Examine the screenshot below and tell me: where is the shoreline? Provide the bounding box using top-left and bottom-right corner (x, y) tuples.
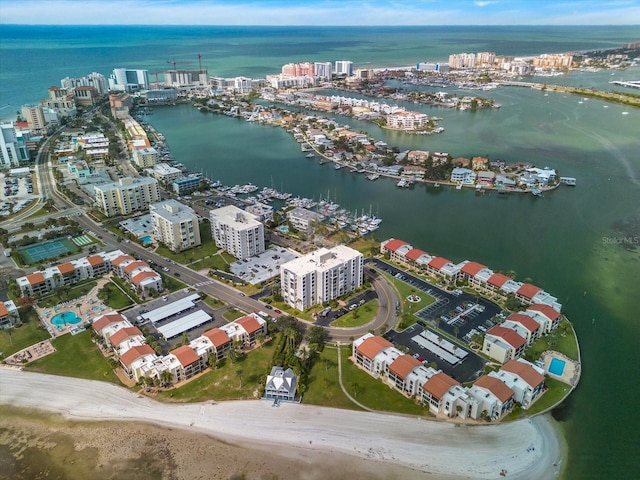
(0, 369), (566, 479)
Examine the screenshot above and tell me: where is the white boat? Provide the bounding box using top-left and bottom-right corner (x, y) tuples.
(366, 174), (380, 181)
(456, 184), (463, 190)
(305, 153), (315, 158)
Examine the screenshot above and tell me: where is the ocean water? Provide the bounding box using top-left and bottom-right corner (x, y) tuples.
(2, 25), (640, 479)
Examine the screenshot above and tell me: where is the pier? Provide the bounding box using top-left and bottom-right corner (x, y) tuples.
(560, 177), (577, 186)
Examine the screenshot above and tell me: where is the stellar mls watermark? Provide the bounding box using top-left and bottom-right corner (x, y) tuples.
(602, 236), (639, 246)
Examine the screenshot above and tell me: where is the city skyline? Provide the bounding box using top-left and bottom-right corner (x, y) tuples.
(2, 0), (640, 26)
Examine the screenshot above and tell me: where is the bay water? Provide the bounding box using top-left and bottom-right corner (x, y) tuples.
(2, 25), (639, 479)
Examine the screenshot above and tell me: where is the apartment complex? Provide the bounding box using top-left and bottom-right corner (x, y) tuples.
(16, 250), (162, 298)
(94, 176), (161, 217)
(0, 300), (20, 330)
(108, 68), (149, 92)
(209, 205), (265, 260)
(131, 146), (159, 168)
(0, 123), (30, 167)
(150, 199), (201, 252)
(280, 245), (363, 310)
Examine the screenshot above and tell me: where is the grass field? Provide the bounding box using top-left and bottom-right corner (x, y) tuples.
(331, 300), (378, 328)
(37, 281), (97, 309)
(524, 319), (579, 362)
(27, 330), (120, 384)
(98, 281), (133, 310)
(157, 338), (277, 402)
(0, 310), (50, 359)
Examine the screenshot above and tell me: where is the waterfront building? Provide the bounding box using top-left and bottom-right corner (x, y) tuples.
(334, 60), (353, 77)
(286, 207), (324, 233)
(172, 173), (203, 195)
(352, 333), (399, 377)
(419, 371), (478, 419)
(209, 205), (265, 260)
(164, 345), (205, 383)
(386, 111), (429, 130)
(219, 314), (267, 347)
(476, 52), (496, 66)
(131, 146), (159, 168)
(314, 62), (333, 80)
(0, 122), (29, 167)
(146, 89), (178, 103)
(525, 304), (562, 333)
(482, 325), (527, 364)
(21, 104), (47, 135)
(532, 54), (573, 69)
(42, 87), (77, 119)
(281, 245), (363, 310)
(264, 366), (298, 401)
(150, 199), (201, 252)
(109, 92), (133, 119)
(448, 53), (476, 69)
(163, 69), (208, 88)
(120, 345), (159, 382)
(108, 68), (149, 92)
(94, 176), (161, 217)
(468, 375), (515, 420)
(244, 202), (274, 223)
(0, 300), (20, 330)
(145, 163), (182, 184)
(451, 167), (476, 183)
(200, 328), (232, 362)
(386, 354), (432, 397)
(502, 313), (541, 345)
(493, 359), (545, 408)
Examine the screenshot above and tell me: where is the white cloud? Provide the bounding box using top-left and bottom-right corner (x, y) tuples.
(474, 1), (498, 6)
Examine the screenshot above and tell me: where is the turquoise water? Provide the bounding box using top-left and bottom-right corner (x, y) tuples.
(50, 311), (81, 326)
(278, 226), (289, 233)
(2, 25), (639, 479)
(140, 235), (153, 244)
(549, 358), (567, 376)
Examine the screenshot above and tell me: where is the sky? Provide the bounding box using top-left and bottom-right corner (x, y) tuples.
(1, 0), (639, 26)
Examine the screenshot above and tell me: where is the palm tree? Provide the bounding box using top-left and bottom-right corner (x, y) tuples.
(160, 370), (173, 387)
(351, 381), (360, 398)
(236, 368), (244, 388)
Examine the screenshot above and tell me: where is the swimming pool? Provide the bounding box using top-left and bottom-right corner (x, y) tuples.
(141, 235), (153, 244)
(278, 226), (289, 233)
(549, 358), (566, 376)
(50, 311), (82, 326)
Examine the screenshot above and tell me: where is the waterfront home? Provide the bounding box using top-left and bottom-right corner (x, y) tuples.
(451, 157), (471, 168)
(109, 326), (146, 358)
(472, 156), (489, 170)
(468, 375), (515, 420)
(419, 372), (479, 419)
(286, 207), (324, 233)
(432, 152), (450, 166)
(92, 312), (130, 339)
(264, 366), (297, 401)
(120, 344), (158, 382)
(494, 359), (545, 408)
(386, 354), (425, 396)
(502, 313), (542, 345)
(476, 171), (496, 185)
(526, 304), (562, 333)
(495, 174), (517, 187)
(220, 314), (267, 347)
(402, 165), (426, 179)
(451, 167), (476, 183)
(199, 328), (232, 361)
(0, 301), (19, 329)
(516, 283), (562, 311)
(407, 150), (430, 165)
(483, 325), (527, 364)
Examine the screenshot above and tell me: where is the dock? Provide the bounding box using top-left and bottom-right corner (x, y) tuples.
(560, 177), (577, 186)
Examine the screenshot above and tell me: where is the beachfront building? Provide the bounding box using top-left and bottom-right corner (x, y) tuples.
(172, 173), (203, 195)
(502, 313), (542, 346)
(164, 345), (206, 383)
(492, 359), (545, 408)
(264, 366), (298, 402)
(150, 199), (201, 252)
(145, 163), (182, 184)
(219, 314), (268, 347)
(209, 205), (265, 260)
(525, 304), (562, 334)
(352, 333), (400, 377)
(386, 354), (435, 397)
(0, 300), (20, 329)
(468, 375), (515, 420)
(482, 325), (527, 364)
(451, 167), (476, 184)
(281, 245), (363, 310)
(94, 177), (161, 217)
(0, 122), (30, 167)
(419, 371), (479, 419)
(108, 68), (149, 92)
(386, 111), (429, 130)
(200, 328), (232, 362)
(120, 345), (159, 381)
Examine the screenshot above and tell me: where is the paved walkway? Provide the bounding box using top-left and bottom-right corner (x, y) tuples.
(335, 343), (373, 412)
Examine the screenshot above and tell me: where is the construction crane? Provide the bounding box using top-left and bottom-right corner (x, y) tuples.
(167, 59), (178, 70)
(198, 53), (203, 73)
(151, 71), (163, 89)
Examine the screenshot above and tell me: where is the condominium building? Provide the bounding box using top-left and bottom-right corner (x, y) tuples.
(209, 205), (265, 260)
(0, 123), (29, 167)
(280, 245), (363, 310)
(150, 199), (201, 252)
(94, 176), (161, 217)
(108, 68), (149, 92)
(314, 62), (333, 80)
(448, 53), (476, 69)
(334, 60), (353, 76)
(21, 104), (47, 135)
(131, 146), (159, 168)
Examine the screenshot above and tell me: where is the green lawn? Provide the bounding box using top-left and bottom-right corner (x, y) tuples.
(37, 281), (97, 308)
(190, 253), (231, 271)
(504, 377), (572, 421)
(156, 338), (277, 402)
(110, 276), (144, 304)
(0, 311), (50, 359)
(303, 347), (364, 410)
(156, 223), (218, 264)
(222, 308), (246, 322)
(203, 294), (226, 309)
(524, 319), (579, 362)
(98, 281), (133, 310)
(26, 330), (120, 384)
(331, 300), (378, 328)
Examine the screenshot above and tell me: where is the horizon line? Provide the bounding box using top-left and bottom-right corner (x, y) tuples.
(2, 23), (640, 27)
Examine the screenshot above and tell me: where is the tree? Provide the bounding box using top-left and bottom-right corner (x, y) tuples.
(351, 381), (360, 398)
(306, 325), (328, 348)
(160, 369), (173, 387)
(453, 326), (460, 338)
(236, 368), (244, 388)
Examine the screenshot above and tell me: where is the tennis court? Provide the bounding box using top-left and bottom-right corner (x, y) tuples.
(18, 238), (79, 264)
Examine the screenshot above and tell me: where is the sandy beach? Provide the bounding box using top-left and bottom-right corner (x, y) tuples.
(0, 369), (565, 479)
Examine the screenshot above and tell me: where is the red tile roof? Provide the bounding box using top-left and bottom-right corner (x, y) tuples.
(428, 257), (451, 270)
(202, 328), (231, 348)
(388, 354), (422, 379)
(517, 283), (542, 300)
(120, 344), (156, 367)
(0, 302), (8, 317)
(112, 254), (135, 266)
(356, 336), (393, 360)
(527, 304), (561, 321)
(123, 260), (148, 274)
(92, 313), (125, 333)
(235, 315), (263, 335)
(486, 326), (526, 350)
(57, 262), (75, 274)
(487, 273), (510, 288)
(474, 375), (514, 403)
(383, 239), (409, 253)
(507, 313), (540, 333)
(131, 270), (159, 285)
(422, 372), (459, 400)
(405, 248), (427, 261)
(171, 345), (200, 367)
(461, 261), (486, 276)
(501, 360), (545, 389)
(109, 326), (143, 347)
(26, 272), (46, 285)
(87, 255), (105, 267)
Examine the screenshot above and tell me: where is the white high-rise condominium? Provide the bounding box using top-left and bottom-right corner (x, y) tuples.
(314, 62), (333, 80)
(280, 245), (363, 310)
(209, 205), (265, 260)
(150, 199), (201, 252)
(334, 60), (353, 77)
(94, 177), (161, 217)
(108, 68), (149, 92)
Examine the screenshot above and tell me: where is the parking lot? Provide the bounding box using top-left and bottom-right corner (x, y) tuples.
(229, 246), (299, 285)
(313, 289), (378, 327)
